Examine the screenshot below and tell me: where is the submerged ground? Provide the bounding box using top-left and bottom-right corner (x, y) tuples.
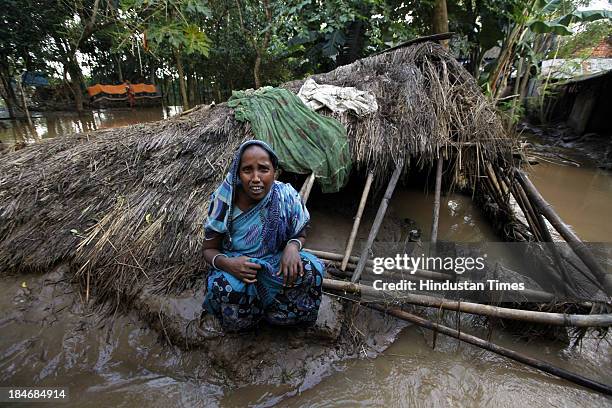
(1, 108), (611, 406)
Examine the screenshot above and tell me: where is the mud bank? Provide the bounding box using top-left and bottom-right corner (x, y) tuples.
(0, 264), (407, 395)
(519, 122), (612, 170)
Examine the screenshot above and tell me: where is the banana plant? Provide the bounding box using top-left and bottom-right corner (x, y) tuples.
(489, 0), (610, 100)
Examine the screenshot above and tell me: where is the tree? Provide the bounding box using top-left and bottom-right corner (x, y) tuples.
(267, 0), (421, 77)
(0, 0), (64, 117)
(432, 0), (449, 48)
(47, 0), (121, 111)
(121, 0), (212, 109)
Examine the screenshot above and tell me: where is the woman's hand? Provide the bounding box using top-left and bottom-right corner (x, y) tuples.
(224, 256), (261, 284)
(279, 243), (303, 287)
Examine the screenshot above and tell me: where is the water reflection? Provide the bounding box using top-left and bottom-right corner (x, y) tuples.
(0, 106), (183, 146)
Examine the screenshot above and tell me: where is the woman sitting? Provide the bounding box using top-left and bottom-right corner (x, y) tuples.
(202, 140), (325, 331)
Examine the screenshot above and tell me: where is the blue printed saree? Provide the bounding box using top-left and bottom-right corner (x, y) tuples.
(202, 140), (325, 331)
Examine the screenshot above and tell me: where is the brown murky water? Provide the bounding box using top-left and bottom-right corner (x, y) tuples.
(0, 107), (182, 145)
(1, 112), (611, 406)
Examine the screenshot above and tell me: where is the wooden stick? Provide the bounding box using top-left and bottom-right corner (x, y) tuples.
(510, 180), (543, 242)
(322, 278), (612, 327)
(352, 164), (403, 282)
(327, 256), (563, 302)
(342, 171), (374, 270)
(309, 248), (454, 279)
(326, 259), (450, 282)
(515, 170), (612, 297)
(515, 180), (546, 239)
(299, 172), (316, 203)
(306, 248), (374, 266)
(513, 180), (576, 296)
(493, 165), (510, 196)
(485, 161), (506, 200)
(368, 304), (612, 396)
(430, 157), (443, 243)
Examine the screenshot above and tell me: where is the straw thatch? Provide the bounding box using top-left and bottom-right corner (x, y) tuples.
(0, 42), (513, 307)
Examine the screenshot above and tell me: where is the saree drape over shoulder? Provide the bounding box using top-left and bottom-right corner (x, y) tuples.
(202, 140), (325, 331)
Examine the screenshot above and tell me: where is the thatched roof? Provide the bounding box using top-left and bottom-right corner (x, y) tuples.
(0, 42), (512, 305)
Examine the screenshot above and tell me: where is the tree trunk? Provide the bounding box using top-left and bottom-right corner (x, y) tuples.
(16, 79), (33, 128)
(187, 67), (196, 107)
(0, 82), (19, 119)
(253, 49), (262, 89)
(67, 57), (84, 112)
(114, 55), (124, 83)
(508, 57), (525, 126)
(0, 64), (20, 118)
(432, 0), (449, 49)
(470, 47), (483, 78)
(149, 64), (156, 85)
(195, 75), (202, 105)
(174, 50), (189, 110)
(173, 79), (179, 106)
(518, 65), (531, 102)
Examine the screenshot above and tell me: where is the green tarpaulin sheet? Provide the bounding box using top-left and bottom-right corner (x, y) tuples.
(227, 87), (351, 193)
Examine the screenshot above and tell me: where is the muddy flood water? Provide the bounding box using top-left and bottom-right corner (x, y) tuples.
(1, 110), (611, 407)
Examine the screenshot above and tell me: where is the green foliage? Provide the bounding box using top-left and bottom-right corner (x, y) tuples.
(270, 0), (422, 75)
(120, 0), (212, 56)
(529, 20), (574, 35)
(7, 0), (607, 113)
(0, 0), (68, 73)
(528, 0), (611, 36)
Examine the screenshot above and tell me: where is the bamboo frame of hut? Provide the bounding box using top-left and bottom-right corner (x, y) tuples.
(341, 171), (374, 270)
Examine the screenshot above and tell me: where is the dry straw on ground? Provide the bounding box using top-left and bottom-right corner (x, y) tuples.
(0, 42), (512, 308)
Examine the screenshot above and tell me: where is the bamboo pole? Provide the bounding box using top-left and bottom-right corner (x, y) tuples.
(485, 162), (505, 199)
(308, 248), (454, 280)
(327, 263), (431, 284)
(510, 180), (543, 241)
(515, 180), (546, 238)
(430, 157), (443, 243)
(306, 248), (374, 266)
(310, 250), (562, 300)
(322, 278), (612, 327)
(368, 304), (612, 396)
(513, 180), (576, 296)
(342, 171), (374, 270)
(493, 165), (509, 196)
(515, 171), (612, 297)
(299, 172), (316, 203)
(352, 164), (403, 283)
(325, 259), (450, 282)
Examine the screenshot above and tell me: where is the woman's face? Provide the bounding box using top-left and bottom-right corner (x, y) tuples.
(238, 145), (276, 202)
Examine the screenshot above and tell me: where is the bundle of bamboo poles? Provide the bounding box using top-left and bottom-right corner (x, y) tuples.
(479, 158), (612, 299)
(297, 160), (612, 396)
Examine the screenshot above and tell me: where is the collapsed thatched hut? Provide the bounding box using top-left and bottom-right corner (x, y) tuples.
(0, 42), (513, 301)
(1, 41), (609, 339)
